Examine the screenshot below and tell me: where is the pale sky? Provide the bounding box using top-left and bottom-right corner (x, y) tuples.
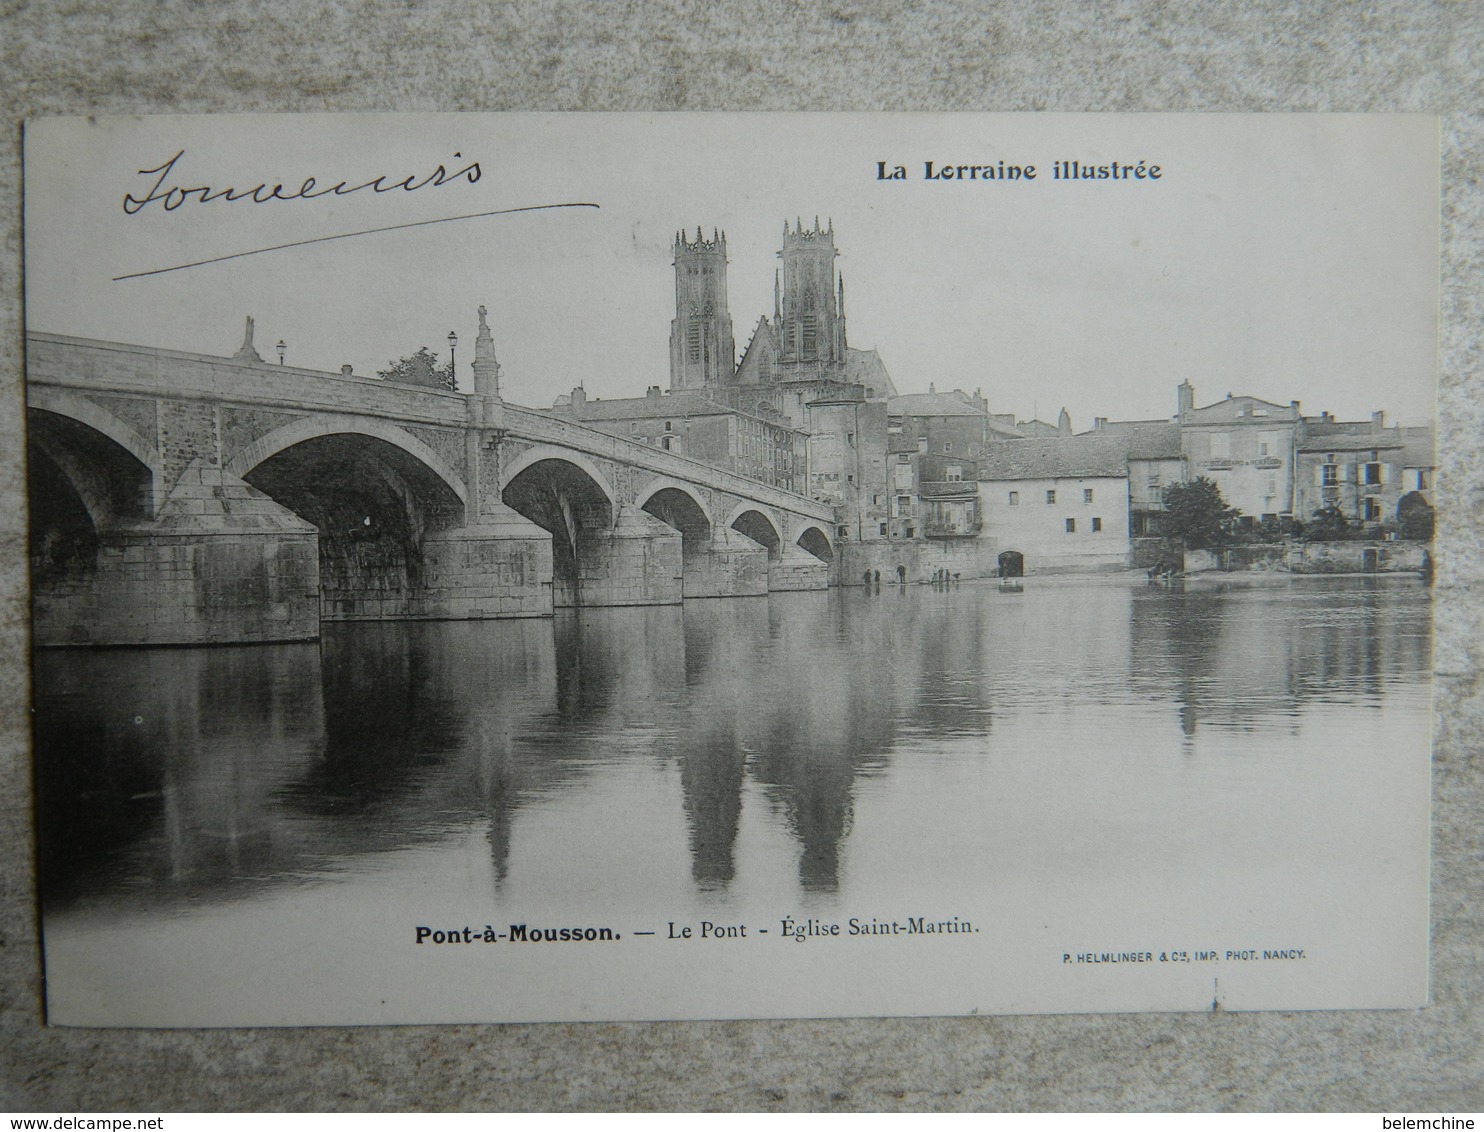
(24, 113), (1438, 427)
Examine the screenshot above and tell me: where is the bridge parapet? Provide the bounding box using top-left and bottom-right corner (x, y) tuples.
(27, 333), (469, 428)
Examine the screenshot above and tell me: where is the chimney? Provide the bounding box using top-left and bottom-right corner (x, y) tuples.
(1177, 380), (1195, 416)
(341, 364), (354, 376)
(929, 382), (936, 394)
(647, 385), (662, 400)
(570, 385), (587, 417)
(1372, 410), (1385, 428)
(1094, 416), (1108, 431)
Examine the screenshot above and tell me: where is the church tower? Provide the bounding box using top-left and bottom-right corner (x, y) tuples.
(777, 217), (847, 373)
(669, 228), (736, 391)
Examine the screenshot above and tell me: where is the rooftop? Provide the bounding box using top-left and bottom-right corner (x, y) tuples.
(979, 435), (1128, 481)
(888, 392), (985, 418)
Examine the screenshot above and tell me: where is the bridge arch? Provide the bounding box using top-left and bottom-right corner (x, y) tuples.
(500, 444), (617, 513)
(795, 523), (835, 563)
(501, 452), (619, 608)
(27, 402), (161, 594)
(634, 476), (715, 528)
(225, 416), (468, 505)
(726, 503), (784, 559)
(26, 385), (164, 519)
(27, 388), (161, 475)
(227, 418), (469, 619)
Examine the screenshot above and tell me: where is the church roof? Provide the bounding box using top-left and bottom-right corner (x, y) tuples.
(844, 348), (898, 399)
(979, 436), (1128, 481)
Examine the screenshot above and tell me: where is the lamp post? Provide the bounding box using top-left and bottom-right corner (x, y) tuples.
(447, 330), (458, 389)
(276, 340), (286, 365)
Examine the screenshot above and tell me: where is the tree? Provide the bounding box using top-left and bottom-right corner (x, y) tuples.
(378, 346), (454, 390)
(1397, 491), (1435, 541)
(1162, 477), (1240, 549)
(1303, 506), (1353, 542)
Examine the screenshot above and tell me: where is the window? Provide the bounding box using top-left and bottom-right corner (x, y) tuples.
(847, 474), (854, 484)
(1008, 491), (1019, 506)
(1083, 488), (1094, 504)
(1046, 490), (1056, 504)
(1092, 517), (1103, 532)
(897, 454), (911, 464)
(837, 525), (848, 538)
(661, 437), (672, 450)
(847, 432), (854, 446)
(879, 523), (887, 535)
(946, 465), (963, 482)
(1364, 462), (1382, 485)
(1323, 463), (1338, 486)
(665, 420), (673, 432)
(1416, 469), (1429, 490)
(1363, 497), (1381, 522)
(1065, 518), (1076, 533)
(944, 441), (953, 454)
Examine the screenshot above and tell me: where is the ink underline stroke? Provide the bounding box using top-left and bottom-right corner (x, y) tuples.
(111, 201), (601, 282)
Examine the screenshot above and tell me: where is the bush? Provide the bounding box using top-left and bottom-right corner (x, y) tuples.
(1162, 477), (1240, 549)
(1397, 491), (1434, 541)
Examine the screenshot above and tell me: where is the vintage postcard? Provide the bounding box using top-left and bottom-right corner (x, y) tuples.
(23, 113), (1436, 1026)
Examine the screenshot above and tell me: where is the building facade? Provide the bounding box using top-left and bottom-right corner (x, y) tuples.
(1176, 382), (1301, 522)
(978, 436), (1131, 573)
(547, 385), (808, 494)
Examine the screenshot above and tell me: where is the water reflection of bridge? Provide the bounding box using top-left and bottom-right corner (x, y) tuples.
(35, 580), (1430, 911)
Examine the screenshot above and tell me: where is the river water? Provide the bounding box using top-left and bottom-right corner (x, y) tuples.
(35, 575), (1432, 1025)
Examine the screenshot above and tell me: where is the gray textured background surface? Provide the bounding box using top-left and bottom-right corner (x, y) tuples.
(1, 1), (1480, 1112)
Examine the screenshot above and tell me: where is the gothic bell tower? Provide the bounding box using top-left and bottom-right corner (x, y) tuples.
(669, 228), (736, 391)
(777, 217), (847, 373)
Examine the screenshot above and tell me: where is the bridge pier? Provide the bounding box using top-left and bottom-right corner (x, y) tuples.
(682, 526), (770, 599)
(418, 506), (554, 620)
(563, 506), (682, 608)
(33, 460), (321, 647)
(767, 546), (832, 592)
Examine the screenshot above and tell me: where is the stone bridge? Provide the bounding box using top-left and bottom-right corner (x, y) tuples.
(25, 330), (837, 646)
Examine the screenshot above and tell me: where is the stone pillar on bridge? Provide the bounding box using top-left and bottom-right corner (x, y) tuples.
(416, 306), (556, 620)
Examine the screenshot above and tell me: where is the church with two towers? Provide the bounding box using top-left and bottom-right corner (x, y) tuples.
(547, 218), (898, 539)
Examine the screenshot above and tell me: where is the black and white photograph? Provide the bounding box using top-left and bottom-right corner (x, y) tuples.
(22, 112), (1436, 1027)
